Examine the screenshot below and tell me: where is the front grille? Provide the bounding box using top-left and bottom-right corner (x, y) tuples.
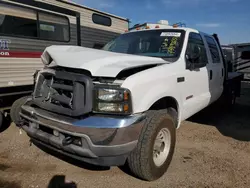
(33, 69), (93, 116)
(50, 78), (74, 109)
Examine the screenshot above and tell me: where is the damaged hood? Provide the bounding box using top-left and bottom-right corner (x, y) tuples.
(42, 45), (167, 77)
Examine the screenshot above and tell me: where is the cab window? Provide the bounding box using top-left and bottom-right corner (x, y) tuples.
(205, 36), (221, 63)
(185, 32), (208, 69)
(103, 29), (185, 59)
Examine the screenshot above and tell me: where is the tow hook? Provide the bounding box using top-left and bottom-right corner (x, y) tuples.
(62, 136), (73, 146)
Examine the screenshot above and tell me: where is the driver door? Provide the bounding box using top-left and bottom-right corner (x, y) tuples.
(181, 32), (211, 120)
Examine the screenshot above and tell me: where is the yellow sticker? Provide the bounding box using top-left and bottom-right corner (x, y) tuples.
(168, 37), (178, 54)
(160, 38), (169, 52)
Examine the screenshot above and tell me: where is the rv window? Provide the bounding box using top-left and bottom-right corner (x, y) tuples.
(38, 12), (70, 42)
(0, 4), (37, 37)
(205, 36), (221, 63)
(241, 51), (250, 60)
(0, 3), (70, 42)
(92, 13), (112, 27)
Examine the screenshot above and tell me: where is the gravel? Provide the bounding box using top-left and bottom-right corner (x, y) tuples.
(0, 82), (250, 188)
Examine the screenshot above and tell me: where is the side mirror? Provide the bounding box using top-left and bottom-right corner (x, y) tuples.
(241, 51), (250, 60)
(186, 45), (201, 63)
(186, 45), (201, 70)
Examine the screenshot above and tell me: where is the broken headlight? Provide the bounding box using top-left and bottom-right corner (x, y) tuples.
(93, 87), (132, 115)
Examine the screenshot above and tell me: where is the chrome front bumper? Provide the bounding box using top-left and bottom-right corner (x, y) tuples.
(19, 105), (145, 166)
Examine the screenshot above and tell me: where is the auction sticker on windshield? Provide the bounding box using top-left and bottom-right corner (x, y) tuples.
(160, 32), (181, 37)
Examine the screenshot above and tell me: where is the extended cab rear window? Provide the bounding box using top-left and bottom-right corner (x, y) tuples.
(205, 36), (221, 63)
(0, 3), (70, 42)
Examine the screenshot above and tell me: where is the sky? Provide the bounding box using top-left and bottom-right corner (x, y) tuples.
(72, 0), (250, 45)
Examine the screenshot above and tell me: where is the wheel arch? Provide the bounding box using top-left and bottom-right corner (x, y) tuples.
(148, 96), (181, 127)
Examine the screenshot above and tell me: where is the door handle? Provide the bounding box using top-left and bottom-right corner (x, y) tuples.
(210, 70), (213, 80)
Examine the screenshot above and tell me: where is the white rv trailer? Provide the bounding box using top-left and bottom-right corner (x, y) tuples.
(0, 0), (129, 130)
(222, 43), (250, 80)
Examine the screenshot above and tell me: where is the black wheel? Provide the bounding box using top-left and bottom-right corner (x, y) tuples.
(127, 109), (176, 181)
(10, 96), (31, 125)
(225, 87), (236, 108)
(231, 90), (236, 105)
(0, 112), (11, 133)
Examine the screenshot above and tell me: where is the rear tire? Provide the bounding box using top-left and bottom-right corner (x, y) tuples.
(10, 96), (31, 125)
(223, 86), (236, 110)
(127, 109), (176, 181)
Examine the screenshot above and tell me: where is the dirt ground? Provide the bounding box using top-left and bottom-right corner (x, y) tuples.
(0, 82), (250, 188)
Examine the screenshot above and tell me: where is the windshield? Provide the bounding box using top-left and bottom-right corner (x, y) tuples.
(103, 29), (185, 58)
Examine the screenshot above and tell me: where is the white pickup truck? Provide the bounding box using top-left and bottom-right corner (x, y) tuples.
(12, 21), (243, 181)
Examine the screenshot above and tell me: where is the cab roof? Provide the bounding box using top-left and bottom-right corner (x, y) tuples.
(127, 21), (200, 34)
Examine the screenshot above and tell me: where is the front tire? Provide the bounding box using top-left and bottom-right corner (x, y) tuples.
(10, 96), (31, 125)
(127, 109), (176, 181)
